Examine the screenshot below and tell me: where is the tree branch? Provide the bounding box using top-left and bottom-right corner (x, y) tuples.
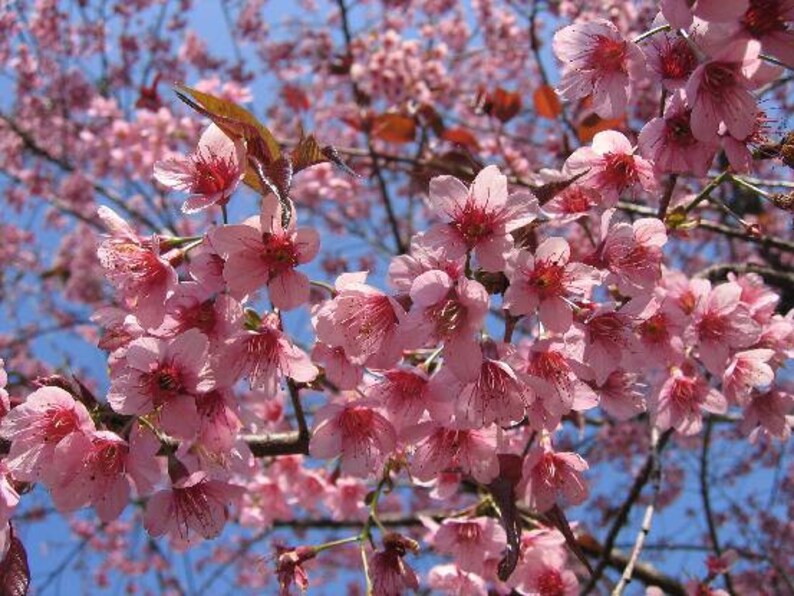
(581, 428), (673, 594)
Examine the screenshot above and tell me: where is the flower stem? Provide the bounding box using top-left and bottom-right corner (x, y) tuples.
(632, 24), (670, 44)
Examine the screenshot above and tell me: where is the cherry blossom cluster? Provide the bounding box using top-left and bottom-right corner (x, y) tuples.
(0, 0), (793, 593)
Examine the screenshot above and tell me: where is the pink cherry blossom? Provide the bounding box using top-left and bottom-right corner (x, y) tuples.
(639, 90), (719, 177)
(153, 123), (246, 213)
(314, 273), (407, 369)
(685, 40), (764, 143)
(154, 282), (242, 348)
(0, 462), (20, 526)
(107, 328), (214, 439)
(552, 19), (645, 119)
(595, 211), (668, 296)
(96, 206), (178, 328)
(738, 0), (794, 69)
(644, 32), (699, 90)
(428, 564), (487, 596)
(512, 339), (599, 432)
(325, 477), (369, 521)
(239, 474), (293, 528)
(406, 423), (499, 484)
(661, 0), (750, 29)
(310, 343), (363, 391)
(420, 165), (538, 271)
(387, 239), (466, 293)
(429, 517), (506, 575)
(541, 181), (602, 225)
(366, 368), (430, 430)
(49, 426), (162, 522)
(0, 360), (10, 419)
(143, 471), (244, 541)
(564, 131), (657, 205)
(403, 269), (489, 380)
(626, 293), (686, 367)
(574, 306), (636, 384)
(216, 313), (318, 395)
(428, 340), (527, 427)
(0, 386), (95, 482)
(504, 238), (602, 333)
(723, 349), (776, 405)
(369, 534), (420, 596)
(521, 445), (589, 512)
(211, 194), (320, 309)
(689, 281), (762, 375)
(309, 400), (397, 477)
(739, 387), (794, 441)
(651, 367), (728, 435)
(595, 370), (647, 421)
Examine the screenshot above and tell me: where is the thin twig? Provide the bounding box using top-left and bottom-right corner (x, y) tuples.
(700, 418), (737, 595)
(612, 427), (663, 595)
(581, 428), (673, 595)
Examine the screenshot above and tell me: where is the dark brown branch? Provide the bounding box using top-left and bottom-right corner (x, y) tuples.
(695, 262), (794, 289)
(618, 200), (794, 254)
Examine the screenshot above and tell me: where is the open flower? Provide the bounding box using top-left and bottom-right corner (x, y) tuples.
(564, 131), (657, 205)
(651, 366), (727, 435)
(639, 90), (719, 177)
(211, 194), (320, 309)
(153, 123), (246, 214)
(504, 237), (602, 333)
(521, 445), (589, 512)
(107, 328), (214, 439)
(0, 386), (95, 482)
(685, 40), (765, 143)
(309, 399), (397, 477)
(143, 471), (244, 541)
(216, 313), (317, 395)
(314, 272), (407, 370)
(552, 19), (645, 119)
(419, 165), (538, 271)
(96, 207), (178, 328)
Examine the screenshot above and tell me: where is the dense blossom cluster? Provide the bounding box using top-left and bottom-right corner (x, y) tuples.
(1, 0), (793, 594)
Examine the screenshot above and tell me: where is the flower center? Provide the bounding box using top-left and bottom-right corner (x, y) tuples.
(90, 439), (127, 476)
(702, 62), (738, 95)
(657, 37), (697, 81)
(665, 112), (696, 147)
(742, 0), (787, 38)
(639, 312), (669, 343)
(425, 294), (466, 337)
(529, 261), (565, 298)
(191, 151), (238, 196)
(261, 233), (299, 275)
(600, 152), (638, 192)
(536, 568), (566, 596)
(453, 200), (496, 247)
(43, 408), (79, 443)
(589, 35), (627, 73)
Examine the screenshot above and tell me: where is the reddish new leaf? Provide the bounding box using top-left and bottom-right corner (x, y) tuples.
(0, 533), (30, 596)
(174, 83), (281, 165)
(283, 84), (311, 112)
(490, 88), (522, 123)
(576, 111), (625, 143)
(533, 84), (562, 119)
(441, 127), (480, 150)
(371, 113), (416, 144)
